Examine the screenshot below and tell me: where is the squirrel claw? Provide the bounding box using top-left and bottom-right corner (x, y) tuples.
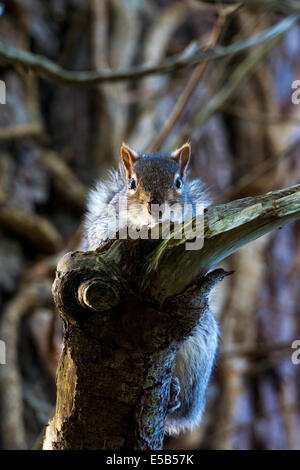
(168, 376), (181, 413)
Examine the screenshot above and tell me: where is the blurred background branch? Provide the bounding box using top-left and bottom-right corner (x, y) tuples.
(0, 15), (298, 85)
(199, 0), (300, 15)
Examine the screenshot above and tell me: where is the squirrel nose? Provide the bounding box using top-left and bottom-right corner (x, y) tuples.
(148, 198), (160, 214)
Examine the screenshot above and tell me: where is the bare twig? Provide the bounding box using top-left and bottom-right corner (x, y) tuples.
(130, 2), (189, 150)
(221, 105), (300, 125)
(171, 29), (287, 147)
(0, 121), (44, 141)
(207, 403), (300, 441)
(0, 15), (298, 85)
(219, 139), (300, 201)
(148, 4), (234, 152)
(42, 152), (88, 210)
(198, 0), (300, 15)
(221, 340), (296, 359)
(0, 206), (62, 253)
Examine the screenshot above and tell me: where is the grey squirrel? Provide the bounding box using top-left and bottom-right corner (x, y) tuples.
(82, 142), (218, 435)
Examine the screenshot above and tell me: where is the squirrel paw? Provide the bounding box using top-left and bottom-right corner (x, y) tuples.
(168, 376), (181, 413)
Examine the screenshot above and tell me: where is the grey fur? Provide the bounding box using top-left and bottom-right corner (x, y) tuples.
(166, 311), (218, 435)
(82, 152), (218, 435)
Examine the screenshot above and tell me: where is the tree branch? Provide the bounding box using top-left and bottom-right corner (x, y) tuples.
(199, 0), (300, 15)
(0, 206), (62, 253)
(0, 15), (298, 85)
(101, 184), (300, 301)
(170, 31), (284, 147)
(148, 4), (229, 152)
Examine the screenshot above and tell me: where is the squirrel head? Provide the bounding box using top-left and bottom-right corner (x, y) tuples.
(120, 142), (191, 226)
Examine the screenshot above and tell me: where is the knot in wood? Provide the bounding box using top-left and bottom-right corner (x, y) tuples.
(77, 279), (120, 311)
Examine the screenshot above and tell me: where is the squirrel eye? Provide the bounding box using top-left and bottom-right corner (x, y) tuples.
(129, 178), (137, 190)
(174, 176), (183, 190)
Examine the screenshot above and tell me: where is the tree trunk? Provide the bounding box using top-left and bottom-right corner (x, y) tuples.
(43, 184), (300, 450)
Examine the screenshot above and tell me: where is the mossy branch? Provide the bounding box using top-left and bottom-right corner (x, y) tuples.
(143, 184), (300, 300)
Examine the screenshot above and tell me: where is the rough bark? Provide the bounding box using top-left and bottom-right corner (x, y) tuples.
(43, 184), (300, 450)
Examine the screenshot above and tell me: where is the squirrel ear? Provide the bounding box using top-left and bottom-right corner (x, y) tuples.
(120, 143), (138, 178)
(171, 142), (191, 177)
